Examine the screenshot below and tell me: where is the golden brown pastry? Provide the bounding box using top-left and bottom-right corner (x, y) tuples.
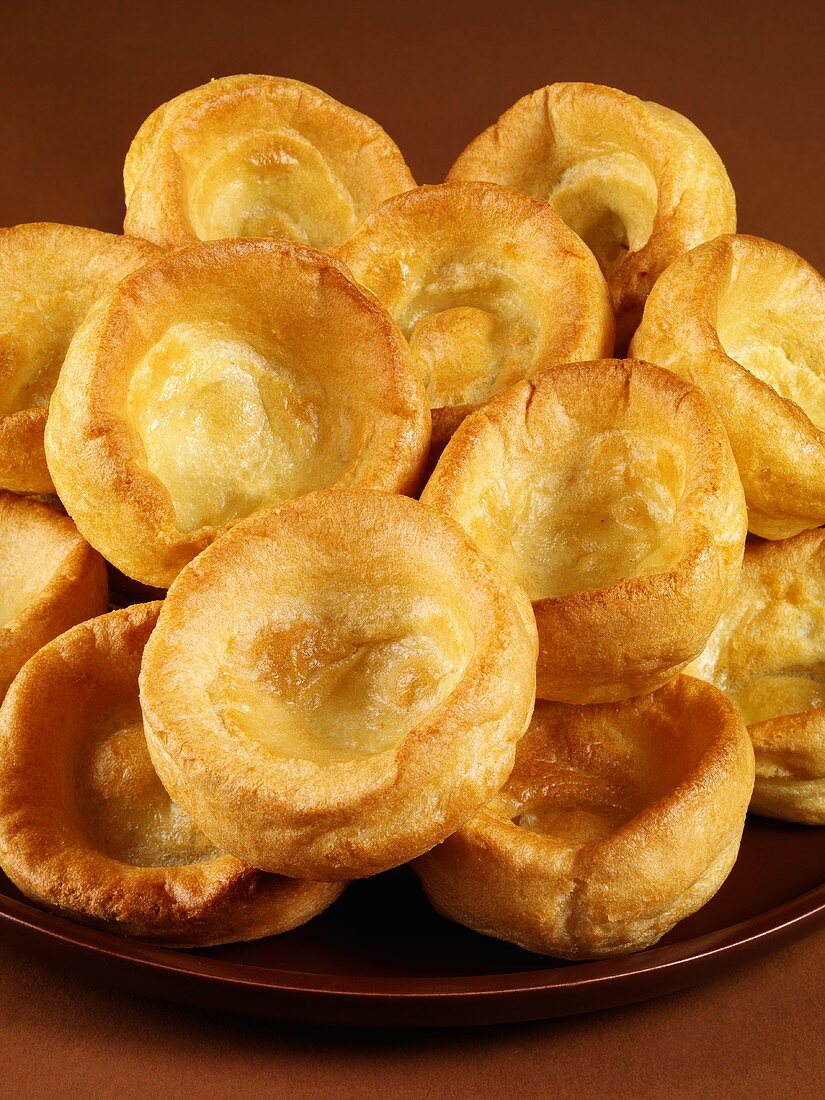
(421, 359), (747, 703)
(687, 531), (825, 824)
(335, 182), (614, 445)
(415, 677), (754, 959)
(631, 234), (825, 539)
(447, 83), (735, 346)
(0, 222), (159, 494)
(124, 74), (415, 250)
(0, 491), (108, 699)
(0, 601), (344, 945)
(45, 238), (430, 588)
(140, 490), (538, 881)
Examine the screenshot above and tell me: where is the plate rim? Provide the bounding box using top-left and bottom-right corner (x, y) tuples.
(3, 873), (825, 1002)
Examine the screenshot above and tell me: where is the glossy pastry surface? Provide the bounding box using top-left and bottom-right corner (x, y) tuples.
(336, 182), (613, 444)
(422, 359), (747, 703)
(0, 602), (344, 944)
(688, 530), (825, 823)
(631, 233), (825, 538)
(0, 222), (158, 493)
(45, 238), (430, 587)
(124, 74), (415, 250)
(0, 491), (108, 699)
(140, 490), (538, 880)
(414, 678), (754, 959)
(447, 82), (735, 341)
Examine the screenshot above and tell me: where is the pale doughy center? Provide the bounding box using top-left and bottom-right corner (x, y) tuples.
(0, 525), (71, 625)
(397, 264), (539, 409)
(547, 151), (657, 276)
(76, 705), (219, 867)
(716, 260), (825, 430)
(466, 426), (686, 600)
(127, 320), (349, 533)
(0, 285), (94, 412)
(694, 572), (825, 726)
(506, 725), (701, 848)
(183, 129), (358, 248)
(213, 581), (474, 765)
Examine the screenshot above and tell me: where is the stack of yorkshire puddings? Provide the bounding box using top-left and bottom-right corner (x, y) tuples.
(0, 76), (823, 961)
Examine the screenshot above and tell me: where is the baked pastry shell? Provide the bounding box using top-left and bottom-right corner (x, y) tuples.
(0, 601), (344, 946)
(335, 182), (614, 448)
(414, 676), (754, 959)
(44, 237), (431, 587)
(446, 82), (736, 331)
(687, 530), (825, 824)
(140, 490), (539, 881)
(0, 222), (159, 494)
(421, 359), (747, 703)
(124, 74), (416, 249)
(0, 491), (108, 699)
(631, 233), (825, 539)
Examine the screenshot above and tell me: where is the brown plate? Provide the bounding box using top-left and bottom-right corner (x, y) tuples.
(2, 813), (825, 1028)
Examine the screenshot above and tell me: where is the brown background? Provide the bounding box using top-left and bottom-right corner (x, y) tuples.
(1, 1), (824, 1096)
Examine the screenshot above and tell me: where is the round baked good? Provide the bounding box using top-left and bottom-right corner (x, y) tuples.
(414, 677), (754, 959)
(0, 222), (159, 494)
(124, 74), (415, 250)
(0, 601), (344, 945)
(335, 182), (614, 445)
(447, 82), (735, 345)
(140, 490), (538, 881)
(687, 531), (825, 824)
(631, 234), (825, 539)
(45, 237), (430, 588)
(0, 491), (108, 699)
(421, 359), (747, 703)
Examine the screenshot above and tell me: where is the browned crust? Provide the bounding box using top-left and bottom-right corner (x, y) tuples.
(0, 222), (160, 494)
(422, 359), (747, 703)
(447, 82), (736, 323)
(45, 237), (431, 587)
(335, 181), (614, 449)
(0, 491), (109, 698)
(414, 677), (754, 959)
(140, 490), (538, 880)
(0, 601), (344, 946)
(124, 74), (416, 248)
(631, 234), (825, 539)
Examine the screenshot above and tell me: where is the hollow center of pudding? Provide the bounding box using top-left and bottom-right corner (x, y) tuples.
(213, 582), (474, 765)
(467, 426), (686, 601)
(716, 260), (825, 430)
(184, 129), (358, 249)
(75, 706), (219, 867)
(544, 151), (657, 276)
(505, 711), (703, 850)
(127, 320), (345, 533)
(732, 675), (825, 726)
(398, 266), (539, 409)
(0, 286), (93, 413)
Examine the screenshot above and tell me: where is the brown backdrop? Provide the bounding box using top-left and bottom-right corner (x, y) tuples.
(1, 1), (824, 1096)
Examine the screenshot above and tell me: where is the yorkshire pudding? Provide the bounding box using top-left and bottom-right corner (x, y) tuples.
(0, 491), (108, 699)
(335, 182), (614, 445)
(414, 677), (754, 959)
(140, 490), (538, 881)
(0, 222), (158, 494)
(0, 601), (344, 945)
(45, 238), (430, 587)
(688, 530), (825, 824)
(421, 359), (747, 703)
(124, 74), (415, 250)
(447, 82), (735, 344)
(631, 234), (825, 539)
